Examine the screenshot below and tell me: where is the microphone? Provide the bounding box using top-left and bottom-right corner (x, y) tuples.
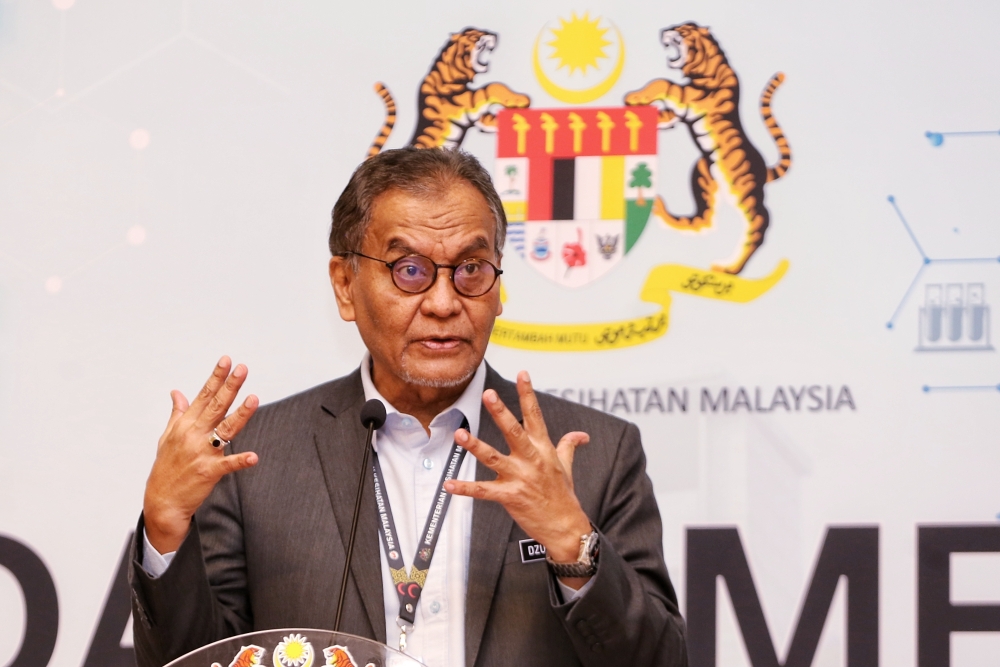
(360, 399), (388, 431)
(334, 399), (386, 633)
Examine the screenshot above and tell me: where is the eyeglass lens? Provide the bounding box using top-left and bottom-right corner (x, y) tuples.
(391, 256), (497, 296)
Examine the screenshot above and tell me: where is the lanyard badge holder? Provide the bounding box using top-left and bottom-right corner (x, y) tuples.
(397, 619), (413, 652)
(372, 417), (469, 652)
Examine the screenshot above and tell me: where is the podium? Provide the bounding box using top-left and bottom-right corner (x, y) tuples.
(163, 630), (426, 667)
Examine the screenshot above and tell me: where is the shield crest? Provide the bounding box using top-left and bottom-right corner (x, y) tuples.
(496, 106), (658, 288)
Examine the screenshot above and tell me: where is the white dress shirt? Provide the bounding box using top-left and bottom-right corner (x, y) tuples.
(142, 355), (588, 667)
(359, 354), (481, 667)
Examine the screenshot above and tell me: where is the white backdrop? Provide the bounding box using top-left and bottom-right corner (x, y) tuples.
(1, 1), (999, 666)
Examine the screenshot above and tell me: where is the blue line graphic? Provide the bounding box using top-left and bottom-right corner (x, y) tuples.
(926, 130), (1000, 147)
(887, 262), (926, 328)
(888, 195), (928, 260)
(922, 384), (1000, 393)
(885, 196), (1000, 330)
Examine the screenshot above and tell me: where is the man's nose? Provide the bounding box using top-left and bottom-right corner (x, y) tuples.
(419, 270), (463, 316)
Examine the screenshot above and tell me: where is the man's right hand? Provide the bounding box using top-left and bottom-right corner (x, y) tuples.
(143, 356), (260, 554)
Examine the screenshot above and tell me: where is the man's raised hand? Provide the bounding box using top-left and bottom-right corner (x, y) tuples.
(444, 371), (593, 587)
(143, 357), (259, 554)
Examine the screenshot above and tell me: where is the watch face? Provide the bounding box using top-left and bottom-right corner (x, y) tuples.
(546, 530), (599, 576)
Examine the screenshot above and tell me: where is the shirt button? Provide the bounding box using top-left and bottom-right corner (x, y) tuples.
(401, 417), (412, 427)
(422, 458), (433, 470)
(429, 601), (441, 614)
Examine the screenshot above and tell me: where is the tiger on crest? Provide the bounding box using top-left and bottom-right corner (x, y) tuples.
(368, 28), (530, 157)
(322, 644), (373, 667)
(624, 22), (792, 274)
(210, 645), (265, 667)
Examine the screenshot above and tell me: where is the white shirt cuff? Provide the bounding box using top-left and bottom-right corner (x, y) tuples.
(557, 576), (596, 603)
(141, 528), (177, 578)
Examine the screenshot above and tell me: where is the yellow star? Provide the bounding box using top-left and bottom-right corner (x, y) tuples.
(547, 12), (612, 76)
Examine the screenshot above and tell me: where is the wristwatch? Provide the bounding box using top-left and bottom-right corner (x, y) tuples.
(546, 528), (600, 578)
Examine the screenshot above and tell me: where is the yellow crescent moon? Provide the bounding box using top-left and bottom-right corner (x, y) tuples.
(533, 22), (625, 105)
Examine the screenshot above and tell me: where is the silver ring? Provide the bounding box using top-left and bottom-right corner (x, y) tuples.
(210, 429), (231, 448)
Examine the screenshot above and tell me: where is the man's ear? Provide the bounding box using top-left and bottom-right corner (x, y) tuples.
(329, 256), (357, 322)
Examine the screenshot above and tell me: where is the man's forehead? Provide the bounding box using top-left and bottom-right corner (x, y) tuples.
(368, 182), (496, 251)
(384, 235), (492, 256)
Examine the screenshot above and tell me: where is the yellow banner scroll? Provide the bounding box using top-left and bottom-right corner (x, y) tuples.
(490, 259), (789, 352)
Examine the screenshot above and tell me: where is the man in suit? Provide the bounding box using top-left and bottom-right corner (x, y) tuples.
(130, 148), (687, 667)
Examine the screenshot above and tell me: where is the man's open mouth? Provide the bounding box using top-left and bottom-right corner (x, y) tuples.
(417, 337), (464, 351)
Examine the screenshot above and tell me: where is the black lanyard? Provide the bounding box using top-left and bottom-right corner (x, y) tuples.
(371, 417), (469, 651)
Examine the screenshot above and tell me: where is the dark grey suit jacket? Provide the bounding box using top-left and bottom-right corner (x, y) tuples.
(129, 365), (687, 667)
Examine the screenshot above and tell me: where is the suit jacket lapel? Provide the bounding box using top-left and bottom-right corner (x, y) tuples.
(465, 366), (520, 667)
(313, 371), (386, 643)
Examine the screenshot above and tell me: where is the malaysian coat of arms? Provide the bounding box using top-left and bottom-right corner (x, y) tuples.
(366, 14), (791, 351)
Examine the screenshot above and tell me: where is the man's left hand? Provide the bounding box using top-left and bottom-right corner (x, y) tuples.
(444, 371), (593, 588)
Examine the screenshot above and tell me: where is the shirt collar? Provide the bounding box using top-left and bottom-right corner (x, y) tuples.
(359, 352), (486, 439)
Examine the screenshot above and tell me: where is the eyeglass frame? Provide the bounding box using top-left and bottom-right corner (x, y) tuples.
(340, 250), (503, 297)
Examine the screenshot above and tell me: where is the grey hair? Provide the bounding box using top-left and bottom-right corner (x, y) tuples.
(329, 147), (507, 262)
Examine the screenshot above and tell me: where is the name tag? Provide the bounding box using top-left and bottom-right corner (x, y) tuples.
(519, 539), (547, 563)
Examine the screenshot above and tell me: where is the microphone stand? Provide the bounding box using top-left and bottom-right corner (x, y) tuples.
(334, 402), (384, 632)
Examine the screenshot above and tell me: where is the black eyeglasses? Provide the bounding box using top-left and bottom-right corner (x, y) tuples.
(342, 251), (502, 297)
